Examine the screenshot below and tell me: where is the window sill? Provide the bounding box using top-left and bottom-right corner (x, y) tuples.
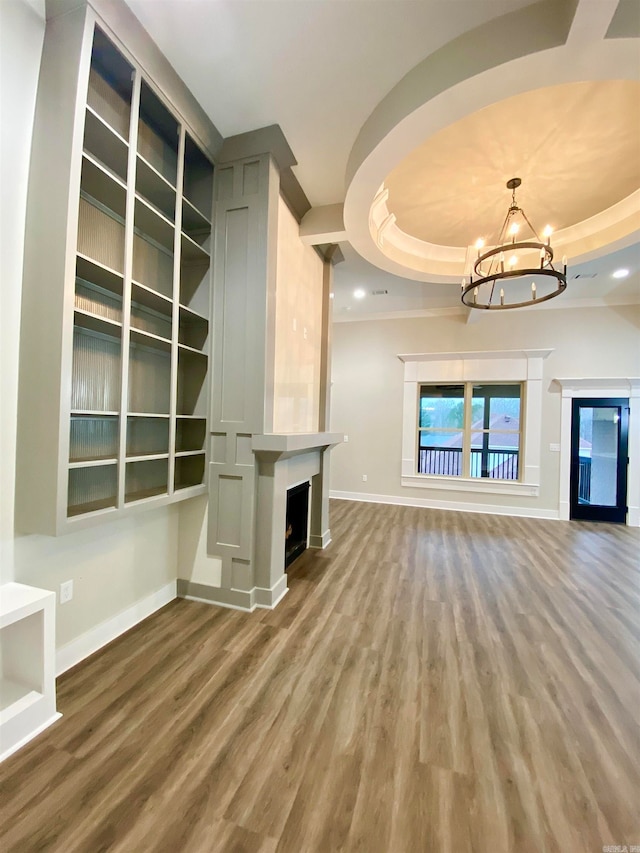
(401, 475), (539, 497)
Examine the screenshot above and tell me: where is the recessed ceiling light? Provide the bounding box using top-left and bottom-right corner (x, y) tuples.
(612, 268), (630, 279)
(353, 288), (366, 299)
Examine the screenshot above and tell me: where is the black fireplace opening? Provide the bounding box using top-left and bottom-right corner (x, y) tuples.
(285, 481), (310, 568)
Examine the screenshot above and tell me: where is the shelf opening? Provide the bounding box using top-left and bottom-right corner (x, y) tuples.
(131, 298), (172, 340)
(78, 196), (125, 274)
(131, 281), (172, 317)
(87, 27), (134, 141)
(178, 307), (208, 350)
(175, 453), (205, 491)
(181, 231), (209, 263)
(75, 278), (123, 324)
(134, 196), (174, 253)
(69, 414), (119, 464)
(126, 416), (170, 457)
(84, 107), (128, 181)
(176, 418), (206, 453)
(138, 80), (179, 186)
(76, 254), (123, 297)
(71, 326), (121, 412)
(177, 349), (208, 417)
(136, 155), (176, 221)
(183, 134), (213, 218)
(68, 463), (118, 517)
(81, 155), (127, 220)
(182, 223), (211, 256)
(180, 258), (210, 316)
(128, 341), (171, 414)
(132, 231), (174, 299)
(125, 458), (169, 503)
(182, 197), (210, 234)
(1, 613), (44, 711)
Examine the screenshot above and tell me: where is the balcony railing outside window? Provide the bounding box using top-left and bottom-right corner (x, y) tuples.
(578, 455), (592, 502)
(418, 446), (519, 480)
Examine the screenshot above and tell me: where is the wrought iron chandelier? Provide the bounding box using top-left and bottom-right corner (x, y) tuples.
(461, 178), (567, 310)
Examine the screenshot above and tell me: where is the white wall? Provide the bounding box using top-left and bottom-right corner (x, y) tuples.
(330, 305), (640, 516)
(2, 0), (180, 657)
(14, 507), (179, 650)
(177, 495), (222, 588)
(0, 0), (46, 585)
(273, 197), (324, 433)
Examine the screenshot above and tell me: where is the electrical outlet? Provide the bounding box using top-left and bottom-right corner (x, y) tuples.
(344, 435), (349, 442)
(362, 474), (368, 482)
(60, 580), (73, 604)
(303, 327), (308, 339)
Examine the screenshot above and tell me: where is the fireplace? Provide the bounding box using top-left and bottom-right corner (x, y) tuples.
(285, 481), (310, 568)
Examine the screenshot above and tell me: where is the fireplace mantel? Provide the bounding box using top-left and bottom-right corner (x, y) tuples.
(252, 432), (343, 460)
(251, 431), (343, 607)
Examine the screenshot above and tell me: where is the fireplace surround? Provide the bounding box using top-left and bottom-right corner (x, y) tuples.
(251, 431), (342, 605)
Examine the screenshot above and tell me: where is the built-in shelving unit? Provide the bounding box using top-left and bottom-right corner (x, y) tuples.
(17, 17), (215, 535)
(0, 584), (60, 762)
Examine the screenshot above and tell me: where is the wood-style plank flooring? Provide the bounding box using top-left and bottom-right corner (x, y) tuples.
(1, 500), (639, 852)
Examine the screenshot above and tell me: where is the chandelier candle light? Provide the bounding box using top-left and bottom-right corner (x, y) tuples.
(461, 178), (567, 310)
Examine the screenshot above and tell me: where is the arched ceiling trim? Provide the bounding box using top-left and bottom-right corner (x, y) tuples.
(344, 27), (640, 282)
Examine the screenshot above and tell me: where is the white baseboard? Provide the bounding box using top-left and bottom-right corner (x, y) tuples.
(180, 580), (289, 613)
(254, 577), (289, 609)
(182, 588), (289, 613)
(0, 712), (62, 764)
(329, 490), (560, 520)
(309, 530), (331, 549)
(56, 581), (177, 675)
(559, 500), (638, 527)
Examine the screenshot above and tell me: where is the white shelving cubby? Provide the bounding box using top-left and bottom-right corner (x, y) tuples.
(0, 584), (60, 762)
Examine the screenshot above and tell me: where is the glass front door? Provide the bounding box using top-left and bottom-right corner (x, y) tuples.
(570, 398), (629, 523)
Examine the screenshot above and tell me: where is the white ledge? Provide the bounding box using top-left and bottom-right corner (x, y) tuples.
(252, 432), (343, 460)
(1, 583), (55, 628)
(553, 377), (640, 394)
(397, 349), (553, 363)
(401, 475), (540, 497)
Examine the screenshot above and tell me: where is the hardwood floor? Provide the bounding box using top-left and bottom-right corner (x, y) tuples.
(1, 500), (639, 852)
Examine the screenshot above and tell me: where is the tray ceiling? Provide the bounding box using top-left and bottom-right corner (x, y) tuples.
(122, 0), (640, 316)
(386, 80), (640, 247)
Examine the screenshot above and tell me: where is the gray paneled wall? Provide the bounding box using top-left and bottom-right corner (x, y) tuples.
(208, 154), (280, 602)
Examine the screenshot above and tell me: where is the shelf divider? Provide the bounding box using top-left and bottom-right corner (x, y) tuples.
(116, 62), (142, 512)
(74, 308), (122, 337)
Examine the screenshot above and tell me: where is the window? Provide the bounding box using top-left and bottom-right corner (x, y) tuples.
(418, 383), (522, 480)
(400, 349), (550, 497)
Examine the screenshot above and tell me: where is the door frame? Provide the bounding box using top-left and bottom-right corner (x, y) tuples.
(569, 397), (629, 522)
(556, 378), (640, 527)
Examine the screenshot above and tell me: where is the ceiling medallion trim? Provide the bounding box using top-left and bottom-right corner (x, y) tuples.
(346, 34), (639, 285)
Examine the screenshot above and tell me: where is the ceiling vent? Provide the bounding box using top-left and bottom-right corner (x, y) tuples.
(570, 273), (598, 280)
(371, 289), (389, 295)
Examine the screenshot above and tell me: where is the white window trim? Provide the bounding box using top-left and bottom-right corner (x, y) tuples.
(398, 349), (553, 496)
(554, 378), (640, 527)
